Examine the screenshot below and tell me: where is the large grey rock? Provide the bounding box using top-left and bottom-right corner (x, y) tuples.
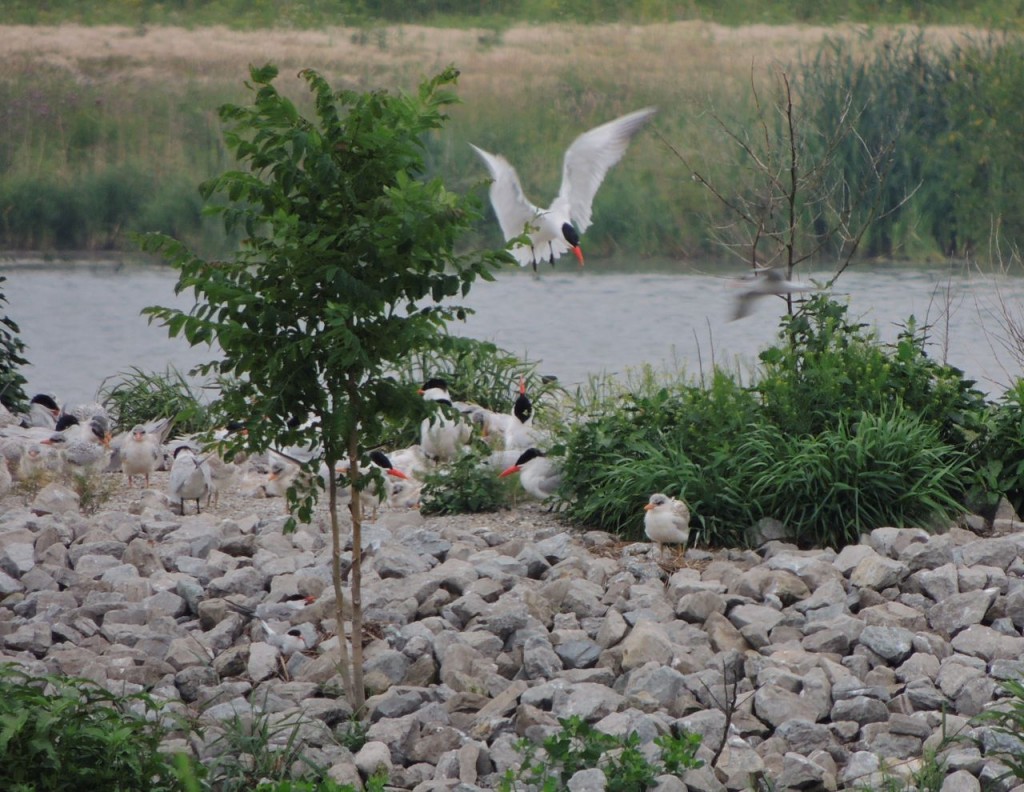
(927, 589), (997, 636)
(858, 625), (915, 664)
(849, 553), (908, 591)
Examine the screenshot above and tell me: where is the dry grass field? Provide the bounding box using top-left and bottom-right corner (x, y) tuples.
(0, 21), (982, 104)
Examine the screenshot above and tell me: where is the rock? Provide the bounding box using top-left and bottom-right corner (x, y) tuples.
(858, 625), (915, 664)
(849, 553), (908, 591)
(31, 484), (80, 515)
(355, 740), (393, 778)
(2, 480), (1021, 790)
(927, 589), (997, 636)
(567, 768), (607, 791)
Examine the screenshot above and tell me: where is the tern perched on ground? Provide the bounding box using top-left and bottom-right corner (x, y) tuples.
(119, 420), (171, 488)
(23, 394), (60, 429)
(499, 447), (562, 500)
(470, 107), (657, 270)
(168, 445), (212, 515)
(731, 267), (821, 321)
(643, 492), (691, 559)
(419, 378), (473, 462)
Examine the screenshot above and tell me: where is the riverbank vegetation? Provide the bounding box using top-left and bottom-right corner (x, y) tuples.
(2, 0), (1018, 29)
(1, 15), (1023, 262)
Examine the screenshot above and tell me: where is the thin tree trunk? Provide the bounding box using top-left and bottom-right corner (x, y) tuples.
(346, 426), (366, 712)
(327, 459), (354, 703)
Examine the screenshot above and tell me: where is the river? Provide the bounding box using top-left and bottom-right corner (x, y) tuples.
(2, 257), (1021, 408)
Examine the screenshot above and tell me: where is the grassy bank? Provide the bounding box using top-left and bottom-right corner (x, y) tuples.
(1, 22), (1022, 261)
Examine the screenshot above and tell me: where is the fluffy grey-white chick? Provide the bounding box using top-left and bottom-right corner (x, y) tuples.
(643, 492), (691, 559)
(121, 424), (163, 488)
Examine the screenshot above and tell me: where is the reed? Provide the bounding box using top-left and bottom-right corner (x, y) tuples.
(0, 21), (1018, 259)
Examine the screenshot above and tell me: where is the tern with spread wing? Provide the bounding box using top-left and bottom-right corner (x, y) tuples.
(471, 107), (657, 270)
(731, 267), (821, 321)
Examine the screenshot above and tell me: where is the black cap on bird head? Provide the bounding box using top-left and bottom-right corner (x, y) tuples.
(513, 393), (532, 424)
(561, 223), (584, 267)
(30, 393), (59, 412)
(514, 447), (545, 467)
(421, 378), (449, 392)
(54, 414), (80, 432)
(369, 450), (393, 470)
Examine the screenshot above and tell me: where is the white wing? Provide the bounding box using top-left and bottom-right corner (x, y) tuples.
(470, 144), (541, 244)
(556, 107), (657, 232)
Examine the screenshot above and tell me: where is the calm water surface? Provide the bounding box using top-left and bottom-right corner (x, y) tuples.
(3, 258), (1022, 407)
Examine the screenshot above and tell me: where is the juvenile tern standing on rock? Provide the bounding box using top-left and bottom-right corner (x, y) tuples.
(470, 106), (657, 270)
(643, 492), (691, 559)
(119, 422), (169, 488)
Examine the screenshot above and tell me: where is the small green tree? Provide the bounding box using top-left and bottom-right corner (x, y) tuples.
(141, 64), (502, 710)
(0, 276), (28, 412)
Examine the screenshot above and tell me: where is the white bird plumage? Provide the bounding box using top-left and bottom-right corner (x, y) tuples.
(499, 447), (562, 500)
(419, 378), (472, 462)
(168, 445), (212, 515)
(120, 423), (164, 488)
(643, 492), (691, 559)
(471, 107), (657, 270)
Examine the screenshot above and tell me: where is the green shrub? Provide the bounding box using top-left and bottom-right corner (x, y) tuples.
(420, 446), (514, 514)
(736, 407), (968, 547)
(561, 367), (763, 545)
(498, 714), (703, 792)
(0, 275), (29, 412)
(970, 379), (1024, 519)
(0, 664), (196, 791)
(561, 298), (979, 547)
(755, 295), (987, 444)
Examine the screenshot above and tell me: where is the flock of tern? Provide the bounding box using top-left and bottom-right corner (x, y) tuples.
(0, 378), (693, 559)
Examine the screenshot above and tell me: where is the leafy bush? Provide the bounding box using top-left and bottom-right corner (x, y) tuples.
(755, 295), (987, 446)
(498, 714), (703, 792)
(736, 408), (968, 547)
(560, 367), (759, 546)
(560, 297), (979, 548)
(0, 275), (28, 412)
(0, 664), (196, 791)
(971, 380), (1024, 519)
(420, 446), (514, 514)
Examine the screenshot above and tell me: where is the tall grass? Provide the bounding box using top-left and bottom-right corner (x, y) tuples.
(798, 30), (1024, 260)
